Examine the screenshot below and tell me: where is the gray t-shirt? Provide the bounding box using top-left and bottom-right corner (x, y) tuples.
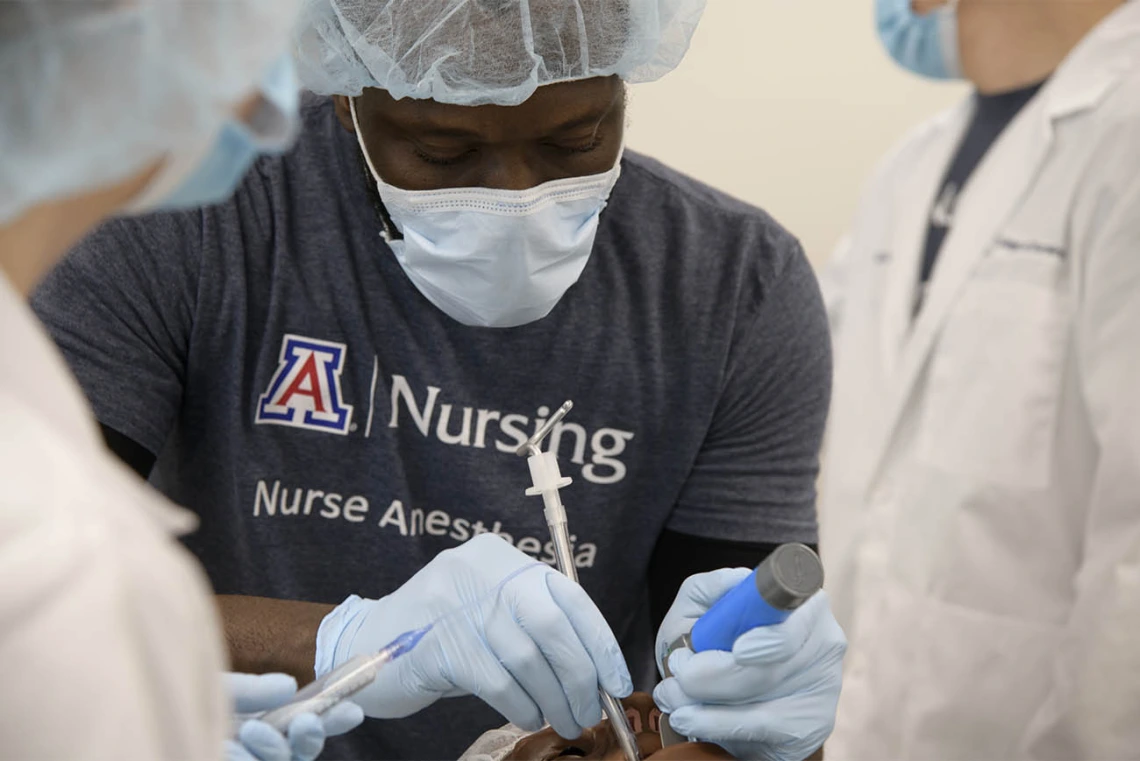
(33, 95), (830, 761)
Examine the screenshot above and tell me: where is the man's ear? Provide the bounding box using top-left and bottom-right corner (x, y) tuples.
(333, 95), (355, 133)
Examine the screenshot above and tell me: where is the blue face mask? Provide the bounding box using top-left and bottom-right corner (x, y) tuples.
(876, 0), (961, 80)
(133, 54), (300, 213)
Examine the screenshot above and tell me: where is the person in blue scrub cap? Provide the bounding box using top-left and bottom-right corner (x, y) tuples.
(33, 1), (847, 760)
(822, 0), (1140, 758)
(0, 2), (363, 759)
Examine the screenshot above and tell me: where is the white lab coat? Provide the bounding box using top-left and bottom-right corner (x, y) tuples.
(822, 4), (1140, 759)
(0, 272), (228, 758)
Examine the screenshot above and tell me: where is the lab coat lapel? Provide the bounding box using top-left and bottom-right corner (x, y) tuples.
(874, 97), (1055, 485)
(852, 105), (969, 488)
(879, 105), (969, 380)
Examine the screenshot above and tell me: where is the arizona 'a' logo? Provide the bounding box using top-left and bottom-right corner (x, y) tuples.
(256, 335), (354, 434)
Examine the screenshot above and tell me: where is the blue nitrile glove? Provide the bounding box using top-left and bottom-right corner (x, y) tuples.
(653, 569), (846, 761)
(315, 534), (633, 740)
(224, 672), (365, 761)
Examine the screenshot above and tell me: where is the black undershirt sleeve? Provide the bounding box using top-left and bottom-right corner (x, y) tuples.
(647, 529), (819, 635)
(101, 423), (157, 480)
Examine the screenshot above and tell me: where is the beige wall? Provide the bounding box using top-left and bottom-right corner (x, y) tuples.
(625, 0), (968, 268)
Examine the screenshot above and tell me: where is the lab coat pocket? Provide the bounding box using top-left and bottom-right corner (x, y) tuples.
(917, 254), (1069, 489)
(906, 595), (1064, 760)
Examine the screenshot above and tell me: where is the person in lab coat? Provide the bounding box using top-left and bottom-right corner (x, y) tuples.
(822, 0), (1140, 758)
(0, 3), (368, 758)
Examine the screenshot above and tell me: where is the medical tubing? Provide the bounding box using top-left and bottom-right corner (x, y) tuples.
(545, 515), (641, 761)
(521, 403), (639, 761)
(548, 525), (640, 761)
(548, 518), (577, 584)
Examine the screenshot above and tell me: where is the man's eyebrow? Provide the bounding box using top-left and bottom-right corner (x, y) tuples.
(546, 109), (613, 134)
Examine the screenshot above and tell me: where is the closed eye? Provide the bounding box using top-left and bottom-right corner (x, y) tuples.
(413, 147), (475, 167)
(547, 136), (603, 155)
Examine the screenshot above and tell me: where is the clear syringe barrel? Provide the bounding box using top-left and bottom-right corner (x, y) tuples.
(257, 626), (431, 732)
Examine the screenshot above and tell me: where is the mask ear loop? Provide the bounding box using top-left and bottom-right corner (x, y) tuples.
(350, 96), (400, 242)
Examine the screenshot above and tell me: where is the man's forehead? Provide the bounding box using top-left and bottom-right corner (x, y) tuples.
(363, 77), (624, 138)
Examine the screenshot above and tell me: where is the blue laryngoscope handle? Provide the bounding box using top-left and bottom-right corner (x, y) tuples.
(688, 543), (824, 653)
(689, 569), (792, 651)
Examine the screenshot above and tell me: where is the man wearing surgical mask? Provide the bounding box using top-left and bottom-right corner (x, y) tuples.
(0, 2), (366, 759)
(33, 1), (846, 759)
(822, 0), (1140, 758)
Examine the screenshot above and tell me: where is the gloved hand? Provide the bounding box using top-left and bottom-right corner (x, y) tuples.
(315, 534), (632, 740)
(653, 568), (846, 761)
(224, 672), (365, 761)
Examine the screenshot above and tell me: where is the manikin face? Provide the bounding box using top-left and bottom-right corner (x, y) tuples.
(505, 693), (734, 761)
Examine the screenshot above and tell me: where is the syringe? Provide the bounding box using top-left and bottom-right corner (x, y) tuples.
(256, 626), (432, 732)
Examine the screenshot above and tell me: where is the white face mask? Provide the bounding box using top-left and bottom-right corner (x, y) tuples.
(351, 99), (622, 328)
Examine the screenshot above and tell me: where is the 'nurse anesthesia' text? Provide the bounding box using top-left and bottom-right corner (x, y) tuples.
(252, 478), (599, 568)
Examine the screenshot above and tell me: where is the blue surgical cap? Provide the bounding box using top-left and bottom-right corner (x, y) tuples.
(292, 0), (707, 106)
(0, 1), (299, 225)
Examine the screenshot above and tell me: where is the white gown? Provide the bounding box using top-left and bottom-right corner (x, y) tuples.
(0, 272), (228, 759)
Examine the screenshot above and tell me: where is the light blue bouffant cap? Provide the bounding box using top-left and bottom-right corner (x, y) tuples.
(292, 0), (707, 106)
(0, 1), (299, 225)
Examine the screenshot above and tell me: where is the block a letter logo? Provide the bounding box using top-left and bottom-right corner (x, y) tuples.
(256, 335), (354, 434)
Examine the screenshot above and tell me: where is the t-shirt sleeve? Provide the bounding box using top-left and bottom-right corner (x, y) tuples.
(31, 211), (203, 455)
(667, 238), (831, 544)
